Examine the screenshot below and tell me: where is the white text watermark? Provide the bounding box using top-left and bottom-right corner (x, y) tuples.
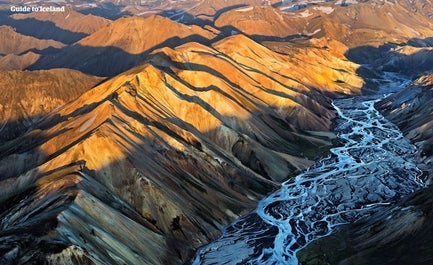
(10, 5), (66, 13)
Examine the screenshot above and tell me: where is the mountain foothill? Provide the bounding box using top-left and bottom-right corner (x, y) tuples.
(1, 0), (433, 264)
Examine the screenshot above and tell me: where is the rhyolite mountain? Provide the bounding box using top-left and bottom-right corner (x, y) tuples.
(0, 25), (65, 55)
(10, 7), (111, 43)
(0, 51), (40, 70)
(0, 69), (104, 142)
(214, 0), (433, 47)
(0, 32), (363, 264)
(1, 0), (433, 264)
(27, 15), (218, 76)
(0, 8), (110, 70)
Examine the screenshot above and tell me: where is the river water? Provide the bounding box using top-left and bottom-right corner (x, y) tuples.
(192, 73), (425, 265)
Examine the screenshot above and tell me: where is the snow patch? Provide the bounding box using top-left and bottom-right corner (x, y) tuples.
(298, 9), (312, 18)
(236, 6), (253, 12)
(304, 28), (322, 36)
(314, 6), (334, 14)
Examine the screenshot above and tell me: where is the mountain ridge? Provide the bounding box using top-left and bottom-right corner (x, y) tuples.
(0, 33), (363, 264)
(0, 25), (64, 55)
(27, 15), (219, 76)
(0, 68), (103, 142)
(1, 1), (433, 264)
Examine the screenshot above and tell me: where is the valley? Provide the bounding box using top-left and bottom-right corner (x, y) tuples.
(0, 0), (433, 264)
(193, 72), (425, 264)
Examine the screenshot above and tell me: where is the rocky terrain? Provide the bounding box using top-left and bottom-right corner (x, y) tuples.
(0, 69), (104, 142)
(0, 25), (64, 55)
(10, 7), (111, 42)
(298, 74), (433, 265)
(379, 74), (433, 176)
(193, 79), (425, 263)
(28, 15), (218, 76)
(0, 51), (40, 70)
(296, 17), (433, 262)
(0, 7), (110, 71)
(0, 31), (363, 264)
(0, 0), (433, 264)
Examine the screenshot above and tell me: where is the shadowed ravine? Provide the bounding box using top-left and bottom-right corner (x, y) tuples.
(192, 73), (425, 265)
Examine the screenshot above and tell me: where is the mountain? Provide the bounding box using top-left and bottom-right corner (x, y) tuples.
(0, 9), (109, 71)
(77, 15), (216, 54)
(0, 33), (363, 264)
(214, 5), (305, 39)
(2, 1), (433, 264)
(10, 7), (111, 40)
(324, 0), (433, 46)
(0, 26), (64, 55)
(378, 74), (433, 180)
(0, 51), (40, 70)
(0, 69), (104, 142)
(185, 0), (281, 22)
(298, 183), (433, 265)
(28, 15), (218, 76)
(213, 1), (433, 49)
(379, 45), (433, 76)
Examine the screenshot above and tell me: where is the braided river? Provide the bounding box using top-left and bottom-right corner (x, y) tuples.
(192, 73), (425, 265)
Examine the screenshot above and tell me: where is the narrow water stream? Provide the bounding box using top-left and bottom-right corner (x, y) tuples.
(192, 73), (424, 265)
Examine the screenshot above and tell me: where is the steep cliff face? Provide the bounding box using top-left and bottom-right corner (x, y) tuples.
(0, 34), (363, 264)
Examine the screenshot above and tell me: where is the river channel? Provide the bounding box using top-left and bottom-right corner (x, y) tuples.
(192, 73), (425, 265)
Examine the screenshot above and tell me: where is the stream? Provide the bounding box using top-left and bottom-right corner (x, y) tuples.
(192, 73), (425, 265)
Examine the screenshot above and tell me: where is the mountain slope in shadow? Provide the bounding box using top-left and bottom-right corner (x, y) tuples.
(28, 15), (218, 77)
(10, 7), (111, 38)
(379, 74), (433, 181)
(0, 34), (363, 264)
(0, 69), (104, 142)
(0, 25), (64, 55)
(298, 48), (433, 265)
